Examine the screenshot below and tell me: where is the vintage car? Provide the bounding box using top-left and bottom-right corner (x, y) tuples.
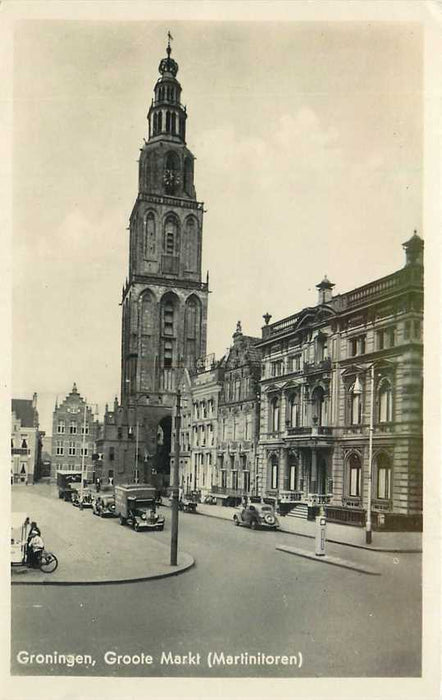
(92, 495), (116, 518)
(71, 490), (94, 509)
(233, 502), (279, 530)
(128, 505), (165, 532)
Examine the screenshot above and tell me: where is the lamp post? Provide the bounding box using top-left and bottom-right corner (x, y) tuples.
(366, 363), (375, 544)
(352, 362), (380, 544)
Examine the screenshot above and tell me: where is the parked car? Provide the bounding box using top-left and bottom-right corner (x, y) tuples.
(233, 502), (279, 530)
(92, 495), (116, 518)
(71, 491), (94, 509)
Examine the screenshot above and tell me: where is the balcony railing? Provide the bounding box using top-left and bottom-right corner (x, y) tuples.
(266, 490), (332, 505)
(303, 358), (332, 374)
(286, 426), (334, 437)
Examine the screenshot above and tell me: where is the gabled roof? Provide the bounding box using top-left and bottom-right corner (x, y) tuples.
(12, 399), (38, 428)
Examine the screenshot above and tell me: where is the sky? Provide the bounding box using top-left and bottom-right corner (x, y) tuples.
(11, 16), (423, 435)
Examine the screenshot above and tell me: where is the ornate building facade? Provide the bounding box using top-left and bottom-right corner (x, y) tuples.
(257, 233), (423, 529)
(95, 40), (208, 487)
(212, 324), (261, 505)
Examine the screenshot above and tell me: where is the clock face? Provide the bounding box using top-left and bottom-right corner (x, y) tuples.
(163, 169), (180, 191)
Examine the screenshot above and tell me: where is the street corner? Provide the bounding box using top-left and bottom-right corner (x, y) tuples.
(276, 545), (381, 576)
(11, 551), (195, 586)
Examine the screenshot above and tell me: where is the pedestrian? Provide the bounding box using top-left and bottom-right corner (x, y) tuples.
(96, 478), (101, 493)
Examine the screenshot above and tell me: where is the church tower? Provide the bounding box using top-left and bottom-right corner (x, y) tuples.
(121, 38), (208, 407)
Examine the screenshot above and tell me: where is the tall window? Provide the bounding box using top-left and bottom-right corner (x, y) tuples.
(69, 422), (77, 434)
(312, 386), (325, 426)
(288, 392), (300, 427)
(143, 212), (156, 259)
(57, 421), (65, 434)
(289, 460), (298, 490)
(376, 453), (392, 499)
(163, 215), (179, 256)
(184, 296), (201, 368)
(350, 382), (362, 425)
(270, 457), (279, 489)
(183, 157), (193, 195)
(348, 453), (362, 497)
(162, 298), (175, 336)
(378, 378), (393, 423)
(184, 216), (197, 271)
(271, 397), (280, 432)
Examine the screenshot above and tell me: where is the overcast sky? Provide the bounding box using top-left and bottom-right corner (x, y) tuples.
(11, 18), (423, 434)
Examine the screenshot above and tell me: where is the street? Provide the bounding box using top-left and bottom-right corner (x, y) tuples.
(11, 486), (421, 678)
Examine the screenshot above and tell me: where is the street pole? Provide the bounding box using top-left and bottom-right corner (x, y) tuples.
(170, 386), (181, 566)
(366, 363), (375, 544)
(135, 419), (139, 484)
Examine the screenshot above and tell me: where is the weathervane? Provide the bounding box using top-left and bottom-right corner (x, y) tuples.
(167, 30), (174, 56)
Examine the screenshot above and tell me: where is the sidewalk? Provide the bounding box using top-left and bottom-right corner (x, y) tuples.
(191, 502), (422, 553)
(11, 484), (194, 585)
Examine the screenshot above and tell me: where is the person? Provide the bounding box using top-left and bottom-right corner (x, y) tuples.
(27, 523), (44, 568)
(96, 477), (101, 493)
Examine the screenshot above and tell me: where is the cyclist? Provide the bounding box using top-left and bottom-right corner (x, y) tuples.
(28, 525), (44, 568)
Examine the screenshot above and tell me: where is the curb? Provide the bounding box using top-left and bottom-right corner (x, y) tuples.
(193, 509), (422, 554)
(11, 554), (195, 586)
(276, 545), (381, 575)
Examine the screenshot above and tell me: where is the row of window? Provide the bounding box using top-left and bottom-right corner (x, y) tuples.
(192, 424), (215, 447)
(267, 378), (393, 432)
(219, 470), (251, 491)
(193, 398), (215, 419)
(55, 443), (89, 456)
(56, 422), (89, 435)
(151, 110), (185, 138)
(264, 321), (422, 378)
(156, 85), (178, 102)
(267, 452), (391, 500)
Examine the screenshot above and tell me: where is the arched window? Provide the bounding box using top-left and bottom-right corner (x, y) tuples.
(348, 453), (362, 497)
(270, 397), (280, 432)
(378, 378), (393, 423)
(166, 110), (171, 132)
(270, 456), (279, 490)
(158, 111), (162, 132)
(288, 392), (300, 427)
(153, 113), (158, 135)
(376, 453), (392, 499)
(171, 113), (176, 134)
(143, 212), (156, 259)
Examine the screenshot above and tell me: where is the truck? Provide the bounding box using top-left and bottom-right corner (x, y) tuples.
(115, 483), (165, 532)
(57, 470), (82, 501)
